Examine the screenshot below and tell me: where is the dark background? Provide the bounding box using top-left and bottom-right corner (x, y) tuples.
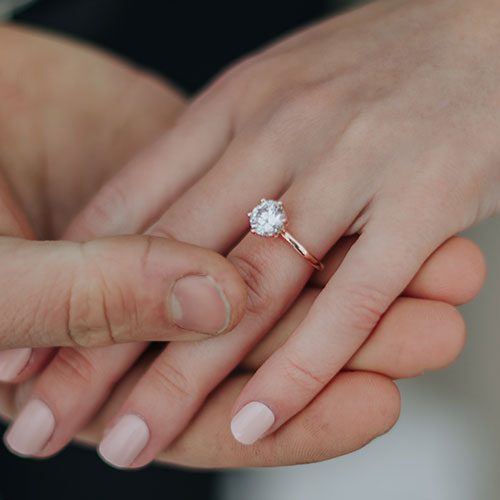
(1, 1), (350, 498)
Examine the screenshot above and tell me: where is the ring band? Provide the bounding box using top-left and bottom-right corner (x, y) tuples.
(248, 199), (324, 271)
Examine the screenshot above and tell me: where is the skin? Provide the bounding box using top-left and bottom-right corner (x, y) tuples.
(2, 236), (484, 468)
(3, 1), (487, 468)
(0, 24), (248, 351)
(40, 0), (495, 467)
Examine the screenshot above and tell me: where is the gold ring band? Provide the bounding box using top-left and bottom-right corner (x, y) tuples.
(279, 230), (324, 271)
(248, 199), (324, 271)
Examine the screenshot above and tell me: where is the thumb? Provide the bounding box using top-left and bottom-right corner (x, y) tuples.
(0, 235), (246, 348)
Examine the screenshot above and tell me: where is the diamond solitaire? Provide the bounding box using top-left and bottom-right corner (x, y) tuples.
(247, 199), (324, 271)
(248, 199), (287, 237)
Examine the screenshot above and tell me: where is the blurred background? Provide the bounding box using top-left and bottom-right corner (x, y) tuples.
(1, 0), (499, 498)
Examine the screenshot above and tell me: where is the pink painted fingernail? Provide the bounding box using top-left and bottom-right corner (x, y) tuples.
(4, 399), (55, 456)
(230, 402), (275, 445)
(98, 415), (150, 468)
(0, 348), (31, 382)
(170, 275), (230, 335)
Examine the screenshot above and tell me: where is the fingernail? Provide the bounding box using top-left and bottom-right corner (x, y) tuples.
(4, 399), (55, 456)
(0, 348), (32, 382)
(170, 275), (230, 335)
(230, 402), (275, 445)
(98, 414), (150, 468)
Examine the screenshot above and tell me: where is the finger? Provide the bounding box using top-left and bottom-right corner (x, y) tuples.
(0, 367), (400, 469)
(162, 371), (400, 468)
(0, 173), (53, 382)
(0, 235), (246, 349)
(0, 175), (33, 239)
(69, 91), (365, 467)
(91, 120), (335, 467)
(104, 237), (473, 398)
(66, 85), (235, 241)
(21, 226), (469, 460)
(241, 237), (480, 374)
(10, 231), (485, 383)
(4, 343), (148, 458)
(2, 233), (246, 457)
(10, 106), (251, 453)
(96, 198), (347, 467)
(95, 226), (469, 467)
(93, 140), (476, 467)
(0, 348), (54, 384)
(405, 236), (486, 305)
(311, 235), (486, 305)
(241, 290), (465, 378)
(92, 370), (400, 468)
(20, 85), (238, 450)
(347, 297), (465, 377)
(230, 217), (450, 445)
(94, 147), (431, 466)
(146, 128), (293, 251)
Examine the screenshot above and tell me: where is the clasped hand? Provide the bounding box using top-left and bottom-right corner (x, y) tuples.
(1, 0), (495, 469)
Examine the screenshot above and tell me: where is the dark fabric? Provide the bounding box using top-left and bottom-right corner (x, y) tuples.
(15, 0), (329, 93)
(3, 1), (333, 499)
(0, 423), (216, 499)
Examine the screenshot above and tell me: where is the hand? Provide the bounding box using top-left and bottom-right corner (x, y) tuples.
(0, 23), (253, 461)
(6, 0), (491, 466)
(0, 23), (474, 469)
(2, 234), (483, 468)
(0, 25), (247, 358)
(58, 0), (496, 464)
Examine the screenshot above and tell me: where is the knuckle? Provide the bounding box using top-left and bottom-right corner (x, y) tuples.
(274, 83), (331, 123)
(148, 359), (196, 403)
(49, 348), (99, 387)
(229, 253), (271, 318)
(282, 351), (328, 393)
(258, 83), (337, 148)
(335, 283), (390, 333)
(66, 244), (131, 347)
(341, 109), (376, 143)
(76, 181), (130, 238)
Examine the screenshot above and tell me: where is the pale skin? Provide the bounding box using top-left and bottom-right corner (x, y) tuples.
(0, 23), (484, 467)
(0, 0), (491, 469)
(29, 0), (496, 467)
(0, 23), (483, 468)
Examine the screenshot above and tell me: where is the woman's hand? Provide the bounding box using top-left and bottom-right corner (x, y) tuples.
(3, 235), (484, 468)
(59, 0), (495, 463)
(0, 22), (472, 469)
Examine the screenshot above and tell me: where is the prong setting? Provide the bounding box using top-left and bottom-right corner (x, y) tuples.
(248, 199), (287, 237)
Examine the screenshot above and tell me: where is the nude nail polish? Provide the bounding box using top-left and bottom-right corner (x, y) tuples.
(99, 414), (150, 468)
(0, 348), (31, 382)
(230, 402), (275, 445)
(4, 399), (55, 456)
